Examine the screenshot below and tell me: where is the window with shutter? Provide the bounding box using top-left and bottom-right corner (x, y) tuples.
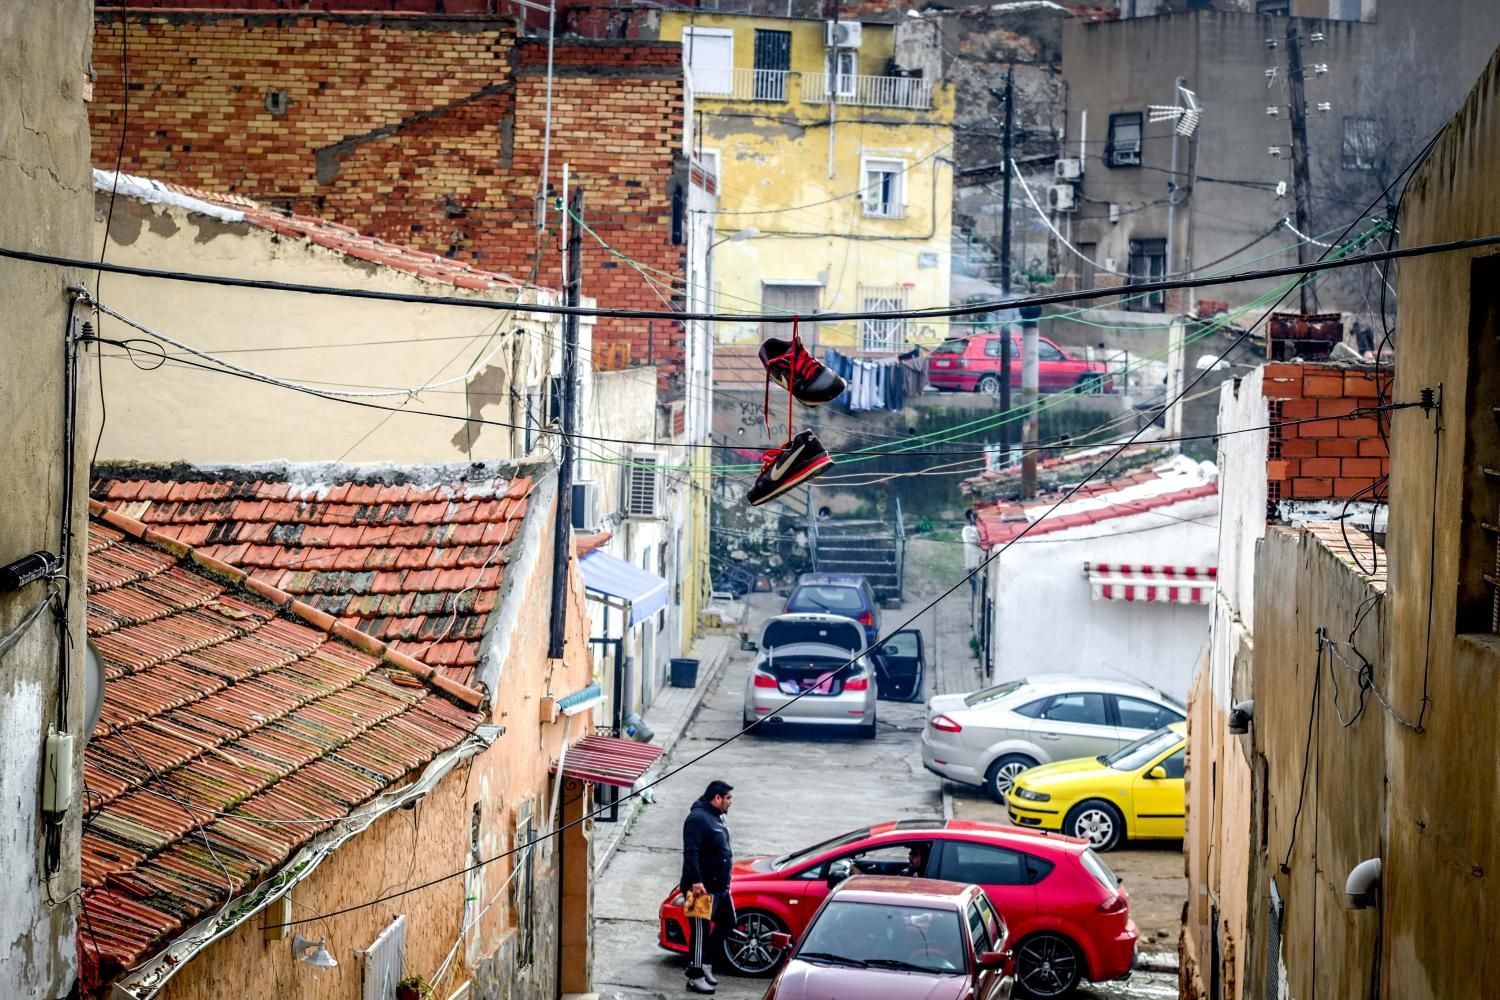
(625, 452), (663, 518)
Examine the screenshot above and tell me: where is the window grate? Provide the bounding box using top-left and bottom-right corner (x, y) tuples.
(859, 286), (910, 352)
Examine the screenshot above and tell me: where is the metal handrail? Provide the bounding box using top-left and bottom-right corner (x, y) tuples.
(803, 72), (933, 110)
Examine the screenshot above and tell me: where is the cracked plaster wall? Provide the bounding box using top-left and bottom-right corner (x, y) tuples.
(0, 2), (96, 996)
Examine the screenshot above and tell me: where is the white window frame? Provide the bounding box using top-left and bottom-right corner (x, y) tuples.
(683, 27), (734, 96)
(861, 156), (907, 219)
(830, 49), (856, 97)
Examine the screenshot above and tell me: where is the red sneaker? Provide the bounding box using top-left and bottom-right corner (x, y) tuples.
(760, 336), (847, 406)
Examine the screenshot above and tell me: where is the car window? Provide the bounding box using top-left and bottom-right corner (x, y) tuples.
(1080, 849), (1120, 892)
(788, 586), (863, 612)
(1038, 692), (1108, 726)
(982, 337), (1005, 358)
(841, 841), (932, 876)
(1116, 695), (1177, 731)
(1160, 748), (1186, 779)
(962, 681), (1026, 708)
(1102, 727), (1181, 771)
(774, 827), (871, 870)
(799, 901), (967, 975)
(938, 841), (1029, 886)
(966, 901), (993, 956)
(1024, 854), (1055, 885)
(974, 894), (1006, 949)
(933, 338), (968, 355)
(881, 631), (921, 658)
(1011, 697), (1049, 718)
(1038, 340), (1066, 361)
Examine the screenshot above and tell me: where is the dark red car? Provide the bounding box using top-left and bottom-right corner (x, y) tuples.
(762, 875), (1015, 1000)
(658, 819), (1137, 998)
(926, 333), (1112, 395)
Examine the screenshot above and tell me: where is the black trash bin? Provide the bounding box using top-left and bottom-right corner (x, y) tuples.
(670, 657), (700, 688)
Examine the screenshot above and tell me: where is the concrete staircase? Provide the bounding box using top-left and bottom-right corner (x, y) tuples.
(812, 518), (904, 603)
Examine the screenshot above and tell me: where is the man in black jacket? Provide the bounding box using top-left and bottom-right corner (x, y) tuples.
(681, 779), (735, 994)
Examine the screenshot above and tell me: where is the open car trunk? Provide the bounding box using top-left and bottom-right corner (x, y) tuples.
(763, 655), (854, 696)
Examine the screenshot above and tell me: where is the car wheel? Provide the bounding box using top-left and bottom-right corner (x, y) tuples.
(1065, 799), (1126, 851)
(1074, 373), (1095, 394)
(742, 712), (757, 733)
(984, 754), (1038, 803)
(860, 708), (878, 739)
(977, 374), (1002, 395)
(1014, 932), (1084, 998)
(719, 909), (789, 977)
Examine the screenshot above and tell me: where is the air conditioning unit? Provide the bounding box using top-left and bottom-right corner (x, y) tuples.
(571, 480), (605, 532)
(1047, 184), (1077, 212)
(624, 451), (664, 519)
(1054, 158), (1083, 182)
(826, 20), (862, 48)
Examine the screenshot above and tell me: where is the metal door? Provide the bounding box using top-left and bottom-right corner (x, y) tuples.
(761, 283), (821, 344)
(752, 29), (791, 100)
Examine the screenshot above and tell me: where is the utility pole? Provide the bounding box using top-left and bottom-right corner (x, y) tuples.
(1019, 305), (1041, 498)
(548, 185), (583, 659)
(996, 64), (1020, 293)
(1285, 20), (1317, 314)
(997, 66), (1015, 459)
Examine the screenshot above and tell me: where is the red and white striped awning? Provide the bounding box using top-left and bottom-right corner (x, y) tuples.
(1084, 563), (1217, 604)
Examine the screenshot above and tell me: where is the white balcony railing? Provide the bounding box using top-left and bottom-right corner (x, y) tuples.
(803, 72), (933, 110)
(691, 68), (792, 102)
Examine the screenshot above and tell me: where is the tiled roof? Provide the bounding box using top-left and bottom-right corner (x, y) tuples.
(94, 169), (541, 295)
(79, 503), (485, 991)
(92, 466), (537, 686)
(960, 442), (1169, 500)
(973, 459), (1219, 548)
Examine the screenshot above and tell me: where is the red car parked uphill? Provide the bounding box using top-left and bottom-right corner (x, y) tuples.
(926, 333), (1112, 395)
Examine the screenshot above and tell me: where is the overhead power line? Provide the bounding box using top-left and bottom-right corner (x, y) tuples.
(7, 231), (1500, 324)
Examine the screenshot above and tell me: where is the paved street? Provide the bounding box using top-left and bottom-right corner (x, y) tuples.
(590, 543), (1180, 999)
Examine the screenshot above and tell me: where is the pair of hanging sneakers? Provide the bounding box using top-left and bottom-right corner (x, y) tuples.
(746, 335), (847, 506)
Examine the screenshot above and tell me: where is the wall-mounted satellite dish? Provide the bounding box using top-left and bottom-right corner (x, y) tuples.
(83, 642), (106, 745)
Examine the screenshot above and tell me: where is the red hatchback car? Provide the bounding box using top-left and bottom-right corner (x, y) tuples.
(927, 333), (1111, 396)
(762, 875), (1015, 1000)
(658, 819), (1137, 998)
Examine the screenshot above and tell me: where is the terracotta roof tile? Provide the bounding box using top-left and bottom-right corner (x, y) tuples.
(93, 467), (536, 683)
(77, 504), (484, 992)
(973, 461), (1220, 548)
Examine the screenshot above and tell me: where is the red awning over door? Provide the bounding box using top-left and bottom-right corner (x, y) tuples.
(551, 734), (664, 788)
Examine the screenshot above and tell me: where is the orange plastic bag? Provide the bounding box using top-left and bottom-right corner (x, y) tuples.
(683, 890), (714, 920)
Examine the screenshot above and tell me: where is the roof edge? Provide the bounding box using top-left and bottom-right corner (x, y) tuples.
(88, 500), (486, 710)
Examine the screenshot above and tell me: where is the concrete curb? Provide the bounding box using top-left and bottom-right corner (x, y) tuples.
(593, 639), (734, 877)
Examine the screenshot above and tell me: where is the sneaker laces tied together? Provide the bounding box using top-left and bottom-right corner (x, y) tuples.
(763, 315), (801, 439)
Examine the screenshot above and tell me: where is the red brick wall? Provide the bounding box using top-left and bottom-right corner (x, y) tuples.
(1262, 362), (1391, 503)
(90, 11), (685, 374)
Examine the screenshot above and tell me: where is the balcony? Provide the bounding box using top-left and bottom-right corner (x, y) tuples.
(803, 72), (933, 111)
(688, 67), (791, 102)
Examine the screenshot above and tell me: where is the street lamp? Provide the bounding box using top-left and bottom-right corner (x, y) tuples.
(710, 225), (760, 253)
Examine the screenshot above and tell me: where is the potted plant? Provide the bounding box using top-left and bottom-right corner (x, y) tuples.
(396, 976), (433, 1000)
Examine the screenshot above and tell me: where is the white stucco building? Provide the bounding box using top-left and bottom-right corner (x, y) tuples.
(971, 455), (1220, 700)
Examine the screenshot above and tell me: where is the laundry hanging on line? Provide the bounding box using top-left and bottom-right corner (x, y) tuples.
(821, 348), (925, 412)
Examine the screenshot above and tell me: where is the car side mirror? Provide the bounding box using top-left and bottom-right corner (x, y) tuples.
(827, 859), (854, 888)
(1148, 765), (1168, 780)
(977, 950), (1008, 970)
(770, 932), (793, 952)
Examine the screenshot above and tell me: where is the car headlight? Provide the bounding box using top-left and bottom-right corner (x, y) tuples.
(1013, 787), (1051, 802)
(670, 892), (685, 906)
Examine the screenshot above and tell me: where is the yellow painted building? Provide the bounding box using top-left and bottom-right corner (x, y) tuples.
(658, 12), (955, 352)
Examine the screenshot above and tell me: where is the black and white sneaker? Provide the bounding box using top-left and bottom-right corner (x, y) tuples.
(760, 335), (847, 406)
(686, 975), (716, 994)
(746, 430), (833, 506)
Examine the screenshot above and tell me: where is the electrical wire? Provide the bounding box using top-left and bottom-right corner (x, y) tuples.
(12, 229), (1500, 324)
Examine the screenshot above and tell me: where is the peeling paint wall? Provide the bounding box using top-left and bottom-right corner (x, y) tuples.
(659, 12), (954, 350)
(90, 194), (563, 465)
(0, 2), (96, 995)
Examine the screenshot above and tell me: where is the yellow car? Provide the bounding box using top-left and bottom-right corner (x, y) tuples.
(1005, 723), (1186, 851)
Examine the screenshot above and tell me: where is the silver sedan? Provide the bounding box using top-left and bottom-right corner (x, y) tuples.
(742, 613), (878, 739)
(921, 674), (1185, 801)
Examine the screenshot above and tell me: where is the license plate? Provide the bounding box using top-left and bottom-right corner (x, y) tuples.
(933, 359), (950, 367)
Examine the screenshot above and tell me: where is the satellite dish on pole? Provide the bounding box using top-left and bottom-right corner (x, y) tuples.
(83, 642), (105, 745)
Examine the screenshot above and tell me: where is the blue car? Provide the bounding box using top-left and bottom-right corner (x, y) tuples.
(785, 573), (880, 649)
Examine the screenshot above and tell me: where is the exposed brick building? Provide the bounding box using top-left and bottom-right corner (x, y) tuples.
(91, 4), (687, 376)
(1261, 361), (1390, 504)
